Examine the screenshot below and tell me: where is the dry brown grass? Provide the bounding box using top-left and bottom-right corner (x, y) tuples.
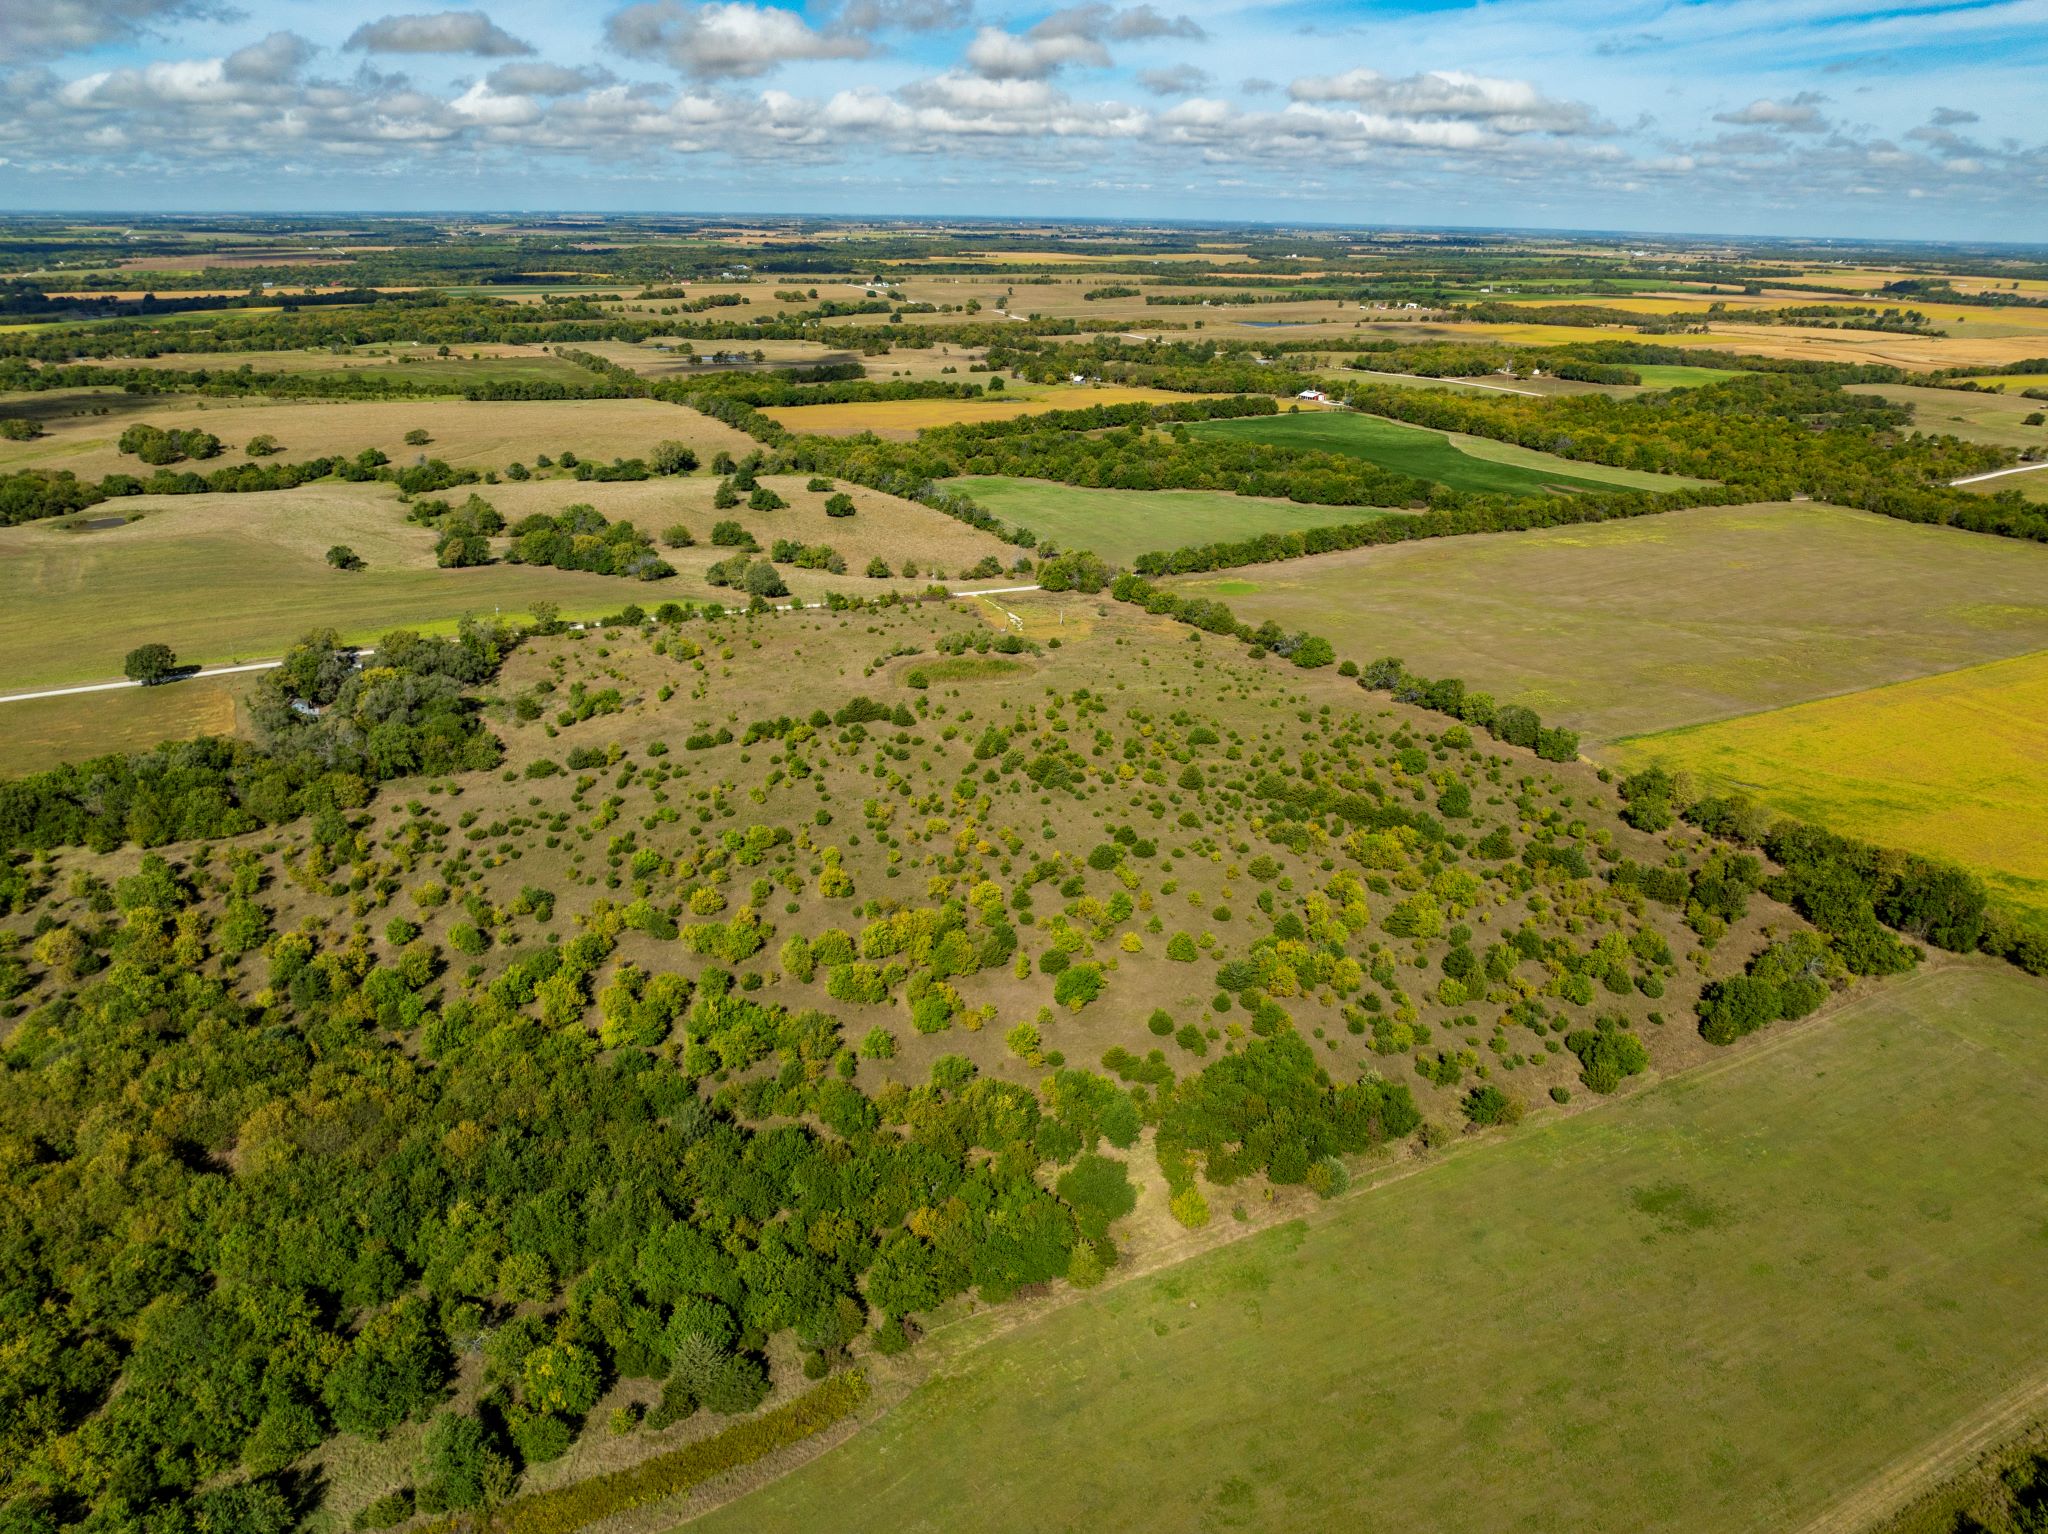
(0, 396), (758, 478)
(762, 385), (1221, 439)
(0, 673), (254, 774)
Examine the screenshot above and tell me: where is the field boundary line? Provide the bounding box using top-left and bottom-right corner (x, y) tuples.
(1785, 1359), (2048, 1534)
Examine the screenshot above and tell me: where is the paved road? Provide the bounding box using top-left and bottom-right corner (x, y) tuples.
(0, 585), (1045, 707)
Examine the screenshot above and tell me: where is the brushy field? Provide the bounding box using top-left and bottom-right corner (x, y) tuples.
(1184, 410), (1710, 495)
(1167, 502), (2048, 741)
(943, 476), (1403, 563)
(693, 961), (2048, 1534)
(1610, 649), (2048, 922)
(761, 386), (1217, 439)
(481, 473), (1013, 582)
(0, 476), (1010, 692)
(0, 396), (756, 478)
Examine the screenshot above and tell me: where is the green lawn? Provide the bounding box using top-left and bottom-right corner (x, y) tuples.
(945, 477), (1400, 563)
(1186, 410), (1708, 495)
(695, 962), (2048, 1534)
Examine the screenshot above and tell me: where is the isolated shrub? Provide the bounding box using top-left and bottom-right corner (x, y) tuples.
(1053, 963), (1103, 1010)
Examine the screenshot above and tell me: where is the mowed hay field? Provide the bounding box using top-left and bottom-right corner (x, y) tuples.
(1185, 410), (1713, 495)
(1169, 503), (2048, 741)
(762, 386), (1217, 439)
(696, 962), (2048, 1534)
(1611, 649), (2048, 922)
(944, 476), (1405, 563)
(0, 673), (257, 775)
(0, 395), (757, 478)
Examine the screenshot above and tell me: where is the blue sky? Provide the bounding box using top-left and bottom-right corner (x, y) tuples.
(2, 0), (2043, 240)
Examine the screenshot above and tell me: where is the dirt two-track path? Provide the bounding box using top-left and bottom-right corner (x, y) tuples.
(1789, 1361), (2048, 1534)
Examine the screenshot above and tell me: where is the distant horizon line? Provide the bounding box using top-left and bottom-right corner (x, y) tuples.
(5, 208), (2046, 256)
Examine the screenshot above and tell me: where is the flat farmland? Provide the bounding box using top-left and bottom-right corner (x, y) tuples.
(1185, 410), (1712, 495)
(76, 341), (576, 376)
(0, 396), (757, 478)
(762, 386), (1214, 439)
(944, 476), (1405, 562)
(1686, 324), (2048, 371)
(694, 962), (2048, 1534)
(1610, 649), (2048, 922)
(1168, 502), (2048, 740)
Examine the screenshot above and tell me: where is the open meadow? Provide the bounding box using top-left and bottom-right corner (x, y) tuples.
(1610, 648), (2048, 924)
(0, 474), (1012, 693)
(1185, 410), (1712, 495)
(693, 961), (2048, 1534)
(1168, 502), (2048, 740)
(1846, 383), (2048, 450)
(944, 476), (1403, 562)
(0, 395), (757, 477)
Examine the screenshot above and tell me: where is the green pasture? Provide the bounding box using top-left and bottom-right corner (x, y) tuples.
(1185, 410), (1710, 495)
(1173, 501), (2048, 741)
(945, 477), (1400, 563)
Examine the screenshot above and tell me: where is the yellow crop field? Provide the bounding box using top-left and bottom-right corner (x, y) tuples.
(1959, 373), (2048, 390)
(1609, 649), (2048, 920)
(763, 386), (1215, 438)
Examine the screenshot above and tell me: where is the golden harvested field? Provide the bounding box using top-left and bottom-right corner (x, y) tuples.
(91, 341), (567, 372)
(0, 395), (757, 478)
(762, 385), (1218, 438)
(1167, 502), (2048, 741)
(1684, 324), (2048, 371)
(1609, 649), (2048, 921)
